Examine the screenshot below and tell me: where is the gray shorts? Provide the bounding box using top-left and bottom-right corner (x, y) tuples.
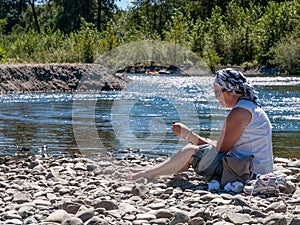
(191, 144), (226, 181)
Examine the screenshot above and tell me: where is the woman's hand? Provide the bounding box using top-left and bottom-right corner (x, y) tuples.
(172, 122), (191, 140)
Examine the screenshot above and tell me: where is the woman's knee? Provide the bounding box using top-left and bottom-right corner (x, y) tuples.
(181, 144), (198, 156)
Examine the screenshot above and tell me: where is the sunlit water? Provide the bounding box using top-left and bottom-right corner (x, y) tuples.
(0, 74), (299, 158)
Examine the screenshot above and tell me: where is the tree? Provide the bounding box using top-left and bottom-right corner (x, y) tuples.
(53, 0), (97, 33)
(254, 0), (300, 65)
(164, 11), (191, 46)
(28, 0), (41, 33)
(190, 18), (205, 57)
(222, 0), (261, 65)
(204, 6), (228, 64)
(97, 0), (116, 32)
(0, 0), (28, 33)
(270, 32), (300, 74)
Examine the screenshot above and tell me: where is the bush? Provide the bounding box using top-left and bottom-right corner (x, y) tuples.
(270, 34), (300, 74)
(0, 47), (7, 62)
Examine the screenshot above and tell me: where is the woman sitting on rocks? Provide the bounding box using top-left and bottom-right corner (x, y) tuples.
(127, 68), (275, 192)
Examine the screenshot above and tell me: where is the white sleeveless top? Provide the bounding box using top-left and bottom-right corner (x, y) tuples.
(228, 99), (274, 175)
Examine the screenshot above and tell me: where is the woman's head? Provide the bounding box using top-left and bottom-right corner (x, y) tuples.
(214, 68), (258, 105)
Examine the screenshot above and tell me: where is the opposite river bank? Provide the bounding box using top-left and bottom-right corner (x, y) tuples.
(0, 64), (130, 94)
(0, 64), (288, 94)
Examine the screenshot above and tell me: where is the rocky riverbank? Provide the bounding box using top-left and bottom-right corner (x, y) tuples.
(0, 64), (131, 94)
(0, 154), (299, 225)
(0, 63), (289, 95)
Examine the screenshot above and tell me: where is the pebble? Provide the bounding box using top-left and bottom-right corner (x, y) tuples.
(0, 155), (299, 224)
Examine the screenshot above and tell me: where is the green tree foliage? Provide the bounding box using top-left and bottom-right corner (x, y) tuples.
(203, 6), (227, 66)
(164, 11), (191, 46)
(270, 31), (300, 74)
(0, 0), (299, 74)
(0, 0), (28, 33)
(52, 0), (97, 33)
(222, 1), (260, 65)
(190, 18), (205, 57)
(254, 0), (300, 65)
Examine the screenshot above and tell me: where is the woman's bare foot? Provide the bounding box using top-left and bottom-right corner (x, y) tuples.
(130, 167), (146, 173)
(125, 169), (155, 181)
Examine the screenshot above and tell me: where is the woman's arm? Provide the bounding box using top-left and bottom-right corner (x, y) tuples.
(172, 122), (216, 146)
(172, 107), (251, 149)
(216, 107), (252, 153)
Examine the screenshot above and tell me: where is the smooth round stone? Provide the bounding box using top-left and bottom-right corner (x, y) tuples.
(46, 209), (71, 223)
(4, 219), (23, 225)
(62, 217), (83, 225)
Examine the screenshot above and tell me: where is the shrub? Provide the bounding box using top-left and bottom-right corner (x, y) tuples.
(270, 34), (300, 74)
(0, 47), (7, 62)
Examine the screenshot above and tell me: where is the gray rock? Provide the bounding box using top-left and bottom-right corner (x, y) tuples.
(199, 193), (215, 202)
(189, 207), (212, 221)
(265, 202), (287, 213)
(76, 208), (95, 222)
(86, 162), (98, 171)
(105, 209), (121, 219)
(213, 221), (234, 225)
(150, 218), (170, 225)
(135, 213), (156, 221)
(46, 209), (71, 223)
(3, 210), (22, 220)
(3, 219), (23, 225)
(146, 202), (166, 210)
(32, 164), (45, 172)
(250, 209), (268, 218)
(0, 181), (9, 188)
(85, 216), (109, 225)
(263, 213), (287, 225)
(296, 173), (300, 182)
(32, 199), (52, 206)
(132, 184), (150, 196)
(289, 216), (300, 225)
(62, 217), (83, 225)
(169, 211), (190, 225)
(119, 202), (138, 214)
(93, 200), (118, 210)
(23, 217), (38, 225)
(274, 158), (291, 164)
(287, 161), (300, 168)
(283, 181), (296, 194)
(154, 209), (173, 219)
(59, 187), (71, 195)
(132, 219), (150, 225)
(292, 188), (300, 198)
(61, 202), (82, 214)
(74, 162), (87, 171)
(13, 192), (31, 204)
(189, 217), (205, 225)
(230, 196), (250, 207)
(226, 212), (254, 224)
(116, 186), (132, 194)
(18, 205), (36, 217)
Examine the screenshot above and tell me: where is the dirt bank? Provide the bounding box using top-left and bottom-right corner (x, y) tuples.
(0, 64), (131, 94)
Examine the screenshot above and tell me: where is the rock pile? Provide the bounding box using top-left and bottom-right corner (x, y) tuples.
(0, 64), (130, 94)
(0, 154), (299, 225)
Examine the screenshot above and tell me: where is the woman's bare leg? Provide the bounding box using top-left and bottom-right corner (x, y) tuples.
(128, 144), (198, 180)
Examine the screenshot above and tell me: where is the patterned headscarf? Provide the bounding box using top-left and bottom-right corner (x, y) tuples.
(214, 68), (259, 105)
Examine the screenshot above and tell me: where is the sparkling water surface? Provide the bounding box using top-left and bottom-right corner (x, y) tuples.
(0, 74), (299, 158)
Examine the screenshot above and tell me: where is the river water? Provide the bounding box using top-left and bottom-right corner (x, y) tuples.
(0, 74), (299, 158)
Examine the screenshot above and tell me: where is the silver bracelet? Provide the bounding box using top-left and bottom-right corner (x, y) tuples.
(185, 129), (192, 141)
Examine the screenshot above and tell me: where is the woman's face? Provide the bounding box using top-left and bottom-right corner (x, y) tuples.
(214, 84), (237, 108)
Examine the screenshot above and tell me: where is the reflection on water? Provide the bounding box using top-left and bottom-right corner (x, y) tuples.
(0, 74), (299, 158)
